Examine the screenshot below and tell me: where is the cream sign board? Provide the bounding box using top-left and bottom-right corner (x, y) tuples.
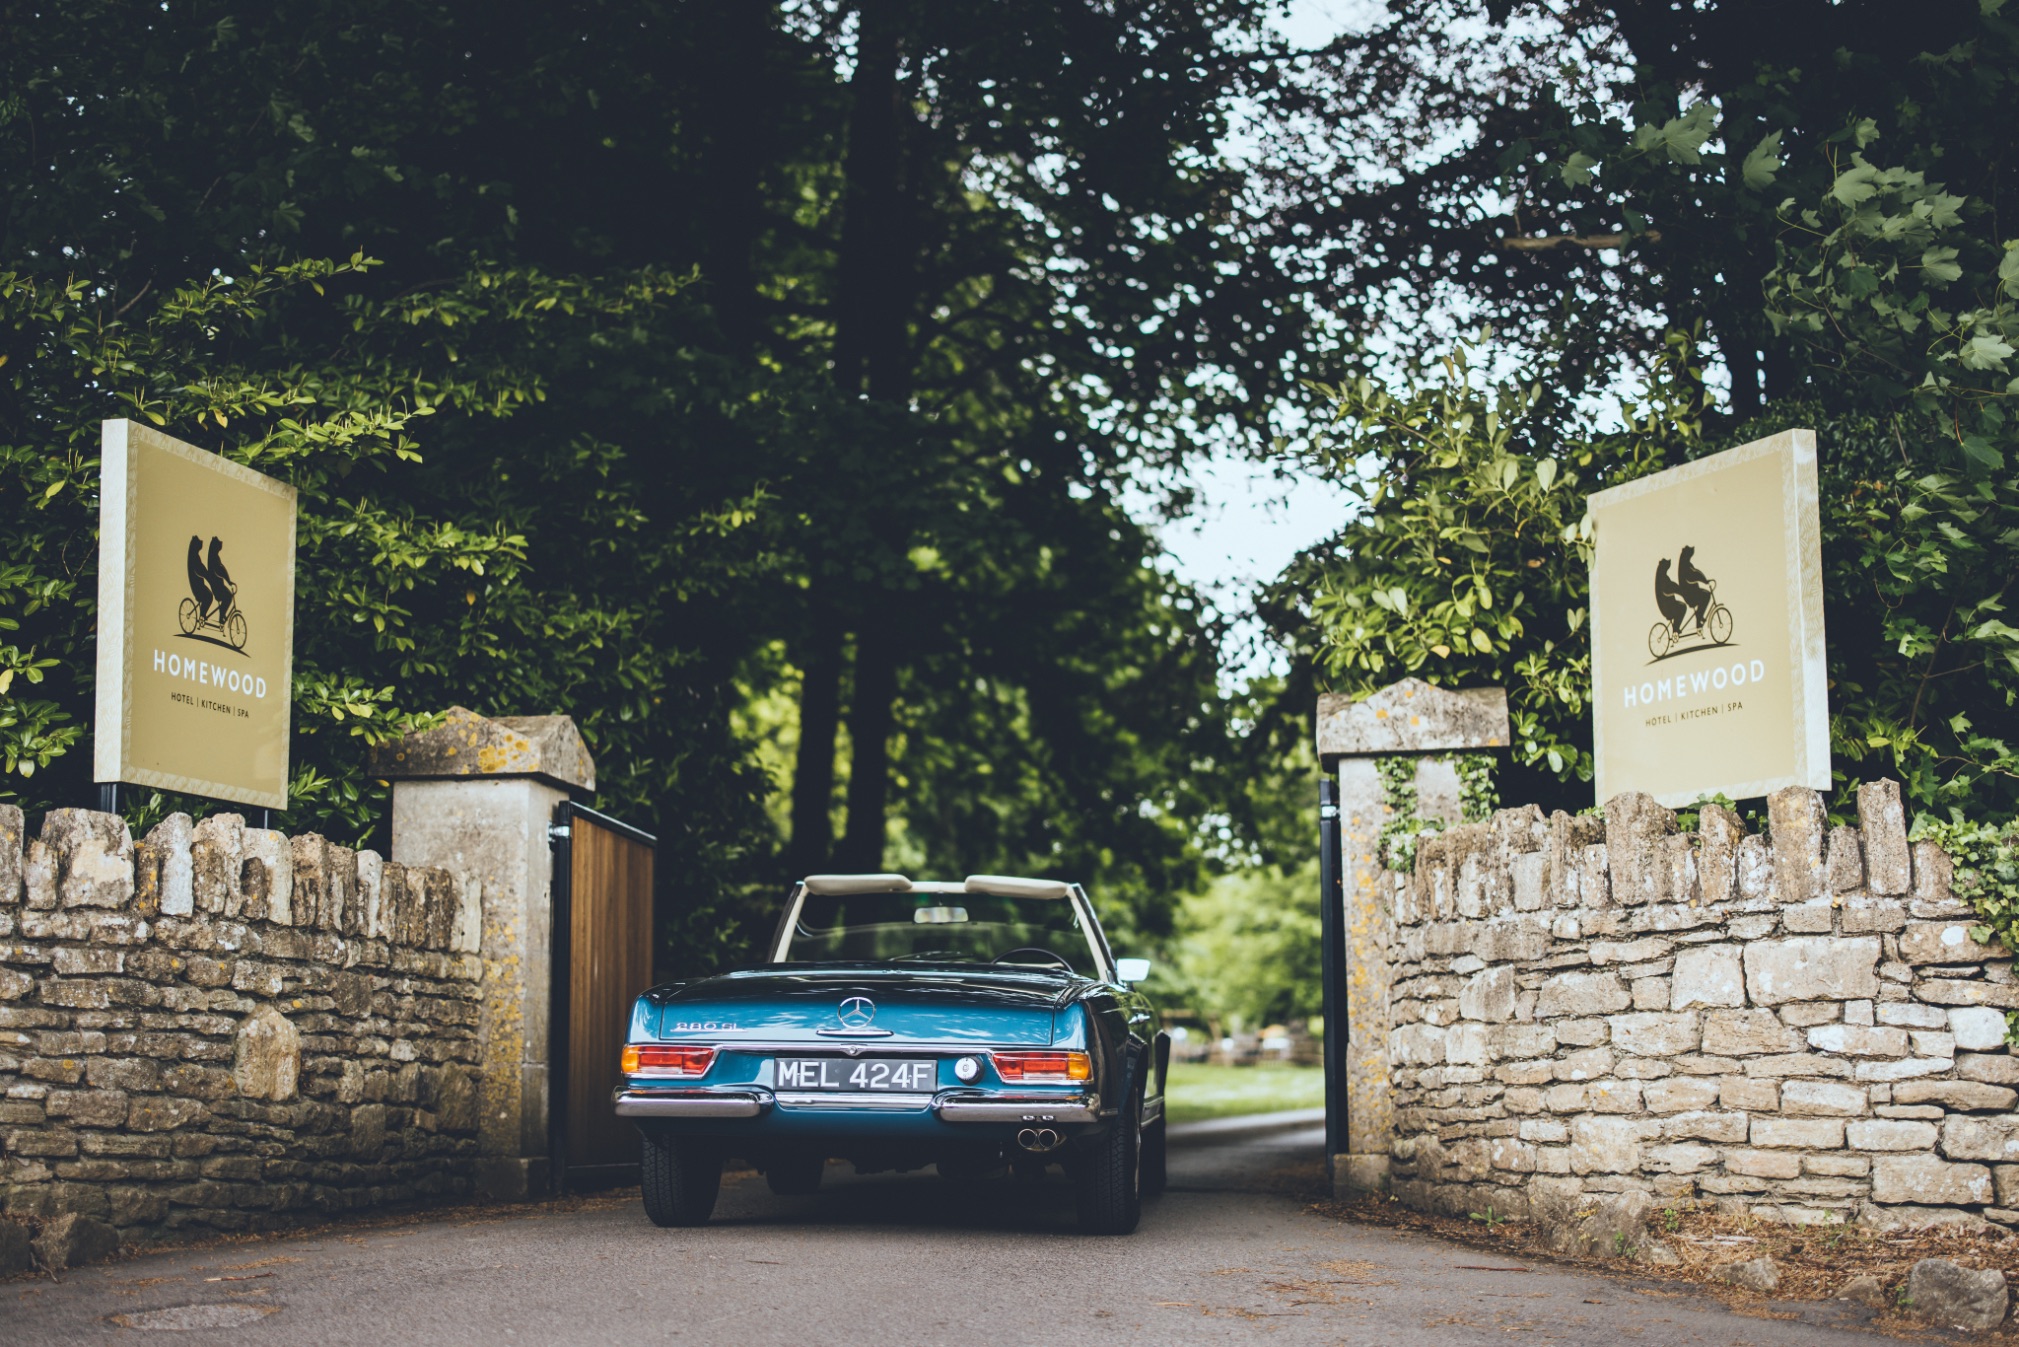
(1587, 428), (1828, 806)
(94, 420), (297, 809)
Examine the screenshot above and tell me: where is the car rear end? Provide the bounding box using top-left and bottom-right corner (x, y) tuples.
(615, 971), (1107, 1154)
(617, 873), (1150, 1233)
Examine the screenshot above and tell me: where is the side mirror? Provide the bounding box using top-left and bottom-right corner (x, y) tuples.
(1115, 957), (1151, 984)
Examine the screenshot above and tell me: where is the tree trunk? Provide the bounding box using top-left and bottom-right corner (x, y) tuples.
(694, 1), (770, 353)
(834, 631), (898, 872)
(1722, 325), (1763, 420)
(1761, 340), (1799, 403)
(826, 0), (913, 869)
(785, 607), (844, 876)
(832, 0), (908, 400)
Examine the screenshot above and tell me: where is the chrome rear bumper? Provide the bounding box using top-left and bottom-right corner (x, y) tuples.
(612, 1087), (1098, 1123)
(613, 1090), (764, 1118)
(935, 1094), (1099, 1124)
(775, 1090), (933, 1111)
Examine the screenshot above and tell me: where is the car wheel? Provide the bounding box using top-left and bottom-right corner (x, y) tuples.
(1140, 1117), (1167, 1197)
(765, 1150), (825, 1196)
(1074, 1089), (1142, 1234)
(641, 1131), (721, 1227)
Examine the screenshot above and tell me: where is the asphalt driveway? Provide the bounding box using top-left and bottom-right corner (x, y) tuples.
(4, 1116), (1889, 1345)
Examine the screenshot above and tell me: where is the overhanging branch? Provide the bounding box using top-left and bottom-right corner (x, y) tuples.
(1501, 230), (1663, 253)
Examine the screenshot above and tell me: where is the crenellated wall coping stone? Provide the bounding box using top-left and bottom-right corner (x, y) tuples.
(1379, 779), (2018, 1251)
(0, 805), (483, 1269)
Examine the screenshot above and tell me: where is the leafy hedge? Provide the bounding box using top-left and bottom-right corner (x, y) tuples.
(1272, 144), (2019, 825)
(1, 257), (779, 953)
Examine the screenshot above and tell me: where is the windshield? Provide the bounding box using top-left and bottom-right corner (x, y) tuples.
(780, 890), (1104, 977)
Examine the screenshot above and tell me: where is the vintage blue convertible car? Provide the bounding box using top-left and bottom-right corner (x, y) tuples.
(614, 873), (1167, 1233)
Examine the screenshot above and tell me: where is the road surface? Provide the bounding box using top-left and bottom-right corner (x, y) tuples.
(5, 1116), (1884, 1344)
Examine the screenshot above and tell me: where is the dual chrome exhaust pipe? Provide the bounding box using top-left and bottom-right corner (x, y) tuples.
(1016, 1127), (1062, 1152)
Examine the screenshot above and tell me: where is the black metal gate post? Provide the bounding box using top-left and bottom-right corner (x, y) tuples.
(1317, 775), (1347, 1183)
(546, 803), (575, 1196)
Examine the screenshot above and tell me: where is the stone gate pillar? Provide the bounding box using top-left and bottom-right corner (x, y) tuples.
(1316, 678), (1509, 1196)
(373, 708), (595, 1201)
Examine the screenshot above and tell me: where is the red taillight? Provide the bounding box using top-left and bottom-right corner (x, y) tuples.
(992, 1050), (1091, 1083)
(621, 1044), (716, 1078)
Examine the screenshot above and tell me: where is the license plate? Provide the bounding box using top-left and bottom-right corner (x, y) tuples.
(775, 1058), (935, 1091)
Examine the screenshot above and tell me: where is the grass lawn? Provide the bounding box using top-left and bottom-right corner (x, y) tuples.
(1163, 1061), (1326, 1125)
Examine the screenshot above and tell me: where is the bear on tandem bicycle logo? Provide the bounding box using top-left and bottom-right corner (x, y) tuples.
(177, 534), (248, 654)
(1647, 543), (1734, 662)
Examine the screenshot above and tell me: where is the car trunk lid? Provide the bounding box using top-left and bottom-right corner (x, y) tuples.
(648, 965), (1072, 1045)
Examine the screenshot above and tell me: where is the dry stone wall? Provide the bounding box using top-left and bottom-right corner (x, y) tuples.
(0, 804), (483, 1262)
(1384, 779), (2019, 1244)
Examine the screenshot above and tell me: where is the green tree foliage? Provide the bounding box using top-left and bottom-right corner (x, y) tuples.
(0, 3), (826, 956)
(1267, 335), (1704, 812)
(762, 0), (1310, 892)
(1275, 155), (2019, 819)
(1766, 151), (2019, 474)
(1, 0), (1301, 969)
(1260, 0), (2018, 825)
(1165, 860), (1322, 1035)
(1756, 150), (2019, 809)
(1252, 1), (2010, 406)
(879, 536), (1231, 938)
(1245, 0), (2019, 1035)
(0, 257), (784, 917)
(1155, 726), (1327, 1031)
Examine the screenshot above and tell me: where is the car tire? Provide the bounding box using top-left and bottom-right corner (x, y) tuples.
(1140, 1117), (1167, 1197)
(641, 1131), (721, 1227)
(1074, 1089), (1142, 1235)
(765, 1151), (825, 1196)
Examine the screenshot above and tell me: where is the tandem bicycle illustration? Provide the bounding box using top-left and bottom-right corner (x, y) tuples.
(178, 534), (248, 653)
(1648, 544), (1733, 660)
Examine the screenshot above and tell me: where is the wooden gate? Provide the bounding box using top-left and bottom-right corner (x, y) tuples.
(549, 800), (657, 1190)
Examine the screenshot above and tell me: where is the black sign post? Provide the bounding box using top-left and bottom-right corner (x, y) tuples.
(1317, 775), (1346, 1181)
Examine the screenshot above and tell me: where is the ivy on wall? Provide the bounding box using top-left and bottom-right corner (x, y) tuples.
(1913, 814), (2019, 1044)
(1456, 755), (1499, 823)
(1376, 752), (1499, 872)
(1375, 756), (1420, 872)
